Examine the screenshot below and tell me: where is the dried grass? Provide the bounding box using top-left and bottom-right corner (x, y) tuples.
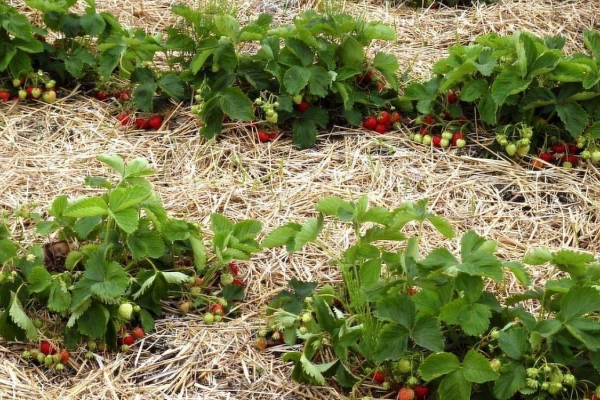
(1, 0), (599, 398)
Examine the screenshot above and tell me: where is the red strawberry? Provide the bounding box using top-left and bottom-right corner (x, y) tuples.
(423, 115), (435, 125)
(257, 130), (270, 143)
(135, 118), (150, 129)
(96, 91), (108, 100)
(122, 335), (135, 346)
(148, 115), (163, 130)
(568, 143), (580, 154)
(538, 152), (553, 163)
(254, 337), (268, 350)
(210, 303), (225, 316)
(363, 116), (377, 130)
(390, 111), (401, 123)
(117, 112), (131, 126)
(0, 91), (10, 102)
(372, 370), (385, 384)
(447, 91), (458, 104)
(552, 143), (567, 153)
(562, 154), (578, 168)
(413, 385), (429, 400)
(59, 350), (70, 363)
(397, 387), (415, 400)
(297, 101), (310, 112)
(377, 111), (390, 126)
(132, 327), (145, 339)
(419, 126), (429, 136)
(228, 262), (239, 276)
(268, 132), (280, 140)
(40, 341), (56, 356)
(432, 135), (442, 148)
(117, 89), (130, 102)
(451, 132), (464, 147)
(355, 70), (374, 85)
(374, 124), (387, 134)
(232, 278), (245, 286)
(407, 287), (417, 296)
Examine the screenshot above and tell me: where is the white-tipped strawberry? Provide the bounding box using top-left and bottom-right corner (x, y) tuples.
(118, 303), (134, 320)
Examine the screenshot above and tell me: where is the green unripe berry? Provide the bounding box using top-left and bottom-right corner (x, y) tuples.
(203, 312), (215, 324)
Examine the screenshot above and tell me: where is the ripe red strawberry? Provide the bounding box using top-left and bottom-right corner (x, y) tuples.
(0, 91), (10, 102)
(117, 112), (131, 126)
(407, 287), (417, 296)
(117, 89), (130, 102)
(423, 115), (435, 125)
(96, 91), (108, 100)
(148, 115), (163, 130)
(371, 370), (385, 384)
(363, 116), (377, 130)
(257, 130), (270, 143)
(228, 262), (239, 276)
(210, 303), (225, 316)
(443, 112), (452, 121)
(538, 152), (553, 163)
(122, 335), (135, 346)
(132, 327), (145, 339)
(135, 118), (150, 129)
(432, 135), (442, 148)
(552, 143), (567, 153)
(419, 126), (429, 136)
(355, 70), (374, 85)
(59, 350), (70, 363)
(390, 111), (401, 123)
(374, 124), (387, 134)
(397, 387), (415, 400)
(568, 143), (580, 154)
(413, 385), (429, 399)
(451, 132), (464, 147)
(562, 154), (578, 168)
(297, 100), (310, 112)
(268, 131), (280, 140)
(377, 111), (390, 126)
(447, 91), (458, 104)
(40, 341), (56, 356)
(232, 277), (245, 286)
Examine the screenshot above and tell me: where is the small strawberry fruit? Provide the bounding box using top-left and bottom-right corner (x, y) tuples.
(228, 262), (239, 276)
(592, 150), (600, 163)
(178, 301), (190, 314)
(372, 370), (385, 384)
(148, 115), (163, 130)
(59, 350), (70, 363)
(203, 312), (215, 324)
(397, 359), (412, 374)
(377, 111), (390, 126)
(423, 115), (435, 125)
(232, 277), (245, 286)
(374, 124), (387, 134)
(96, 91), (108, 100)
(210, 303), (225, 316)
(12, 78), (22, 88)
(413, 385), (430, 400)
(505, 143), (517, 157)
(292, 94), (303, 105)
(254, 337), (268, 351)
(18, 90), (27, 100)
(257, 130), (270, 143)
(135, 118), (150, 129)
(432, 135), (442, 148)
(490, 359), (502, 372)
(0, 91), (10, 102)
(538, 152), (553, 163)
(118, 303), (134, 320)
(390, 111), (401, 123)
(421, 135), (432, 146)
(552, 143), (567, 153)
(297, 100), (310, 112)
(40, 341), (56, 356)
(117, 112), (131, 126)
(363, 116), (377, 130)
(122, 335), (135, 346)
(132, 327), (145, 339)
(31, 87), (42, 99)
(455, 138), (467, 148)
(447, 91), (458, 104)
(120, 344), (130, 352)
(220, 273), (234, 285)
(397, 387), (415, 400)
(562, 154), (578, 168)
(42, 90), (56, 104)
(55, 362), (65, 371)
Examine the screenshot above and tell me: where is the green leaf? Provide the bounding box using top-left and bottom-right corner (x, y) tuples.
(515, 33), (538, 78)
(300, 354), (325, 385)
(419, 248), (458, 270)
(312, 296), (336, 334)
(96, 154), (124, 176)
(74, 216), (102, 239)
(558, 286), (600, 322)
(359, 259), (381, 287)
(261, 223), (302, 249)
(477, 92), (497, 124)
(133, 81), (158, 112)
(412, 289), (443, 316)
(77, 301), (109, 338)
(498, 326), (529, 360)
(161, 271), (190, 284)
(458, 303), (491, 336)
(292, 106), (329, 149)
(8, 292), (38, 341)
(462, 349), (499, 383)
(427, 215), (455, 239)
(109, 185), (151, 212)
(284, 65), (311, 95)
(308, 66), (332, 97)
(189, 234), (206, 272)
(553, 249), (595, 278)
(48, 279), (71, 312)
(123, 158), (155, 178)
(27, 266), (52, 293)
(419, 352), (461, 381)
(504, 261), (532, 287)
(459, 79), (489, 101)
(0, 239), (17, 264)
(214, 15), (240, 43)
(339, 36), (363, 68)
(127, 227), (165, 260)
(372, 324), (409, 361)
(232, 219), (262, 241)
(373, 52), (399, 91)
(375, 294), (415, 328)
(556, 101), (588, 137)
(584, 29), (600, 62)
(564, 316), (600, 351)
(80, 251), (129, 300)
(491, 69), (531, 105)
(219, 87), (254, 121)
(109, 207), (139, 234)
(293, 215), (323, 251)
(438, 370), (472, 400)
(211, 213), (234, 233)
(162, 219), (191, 241)
(493, 362), (527, 400)
(157, 73), (185, 100)
(523, 247), (554, 265)
(64, 197), (109, 218)
(411, 315), (445, 352)
(315, 196), (353, 218)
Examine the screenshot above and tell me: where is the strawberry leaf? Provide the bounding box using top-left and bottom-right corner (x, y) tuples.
(27, 266), (52, 293)
(438, 370), (471, 400)
(556, 101), (587, 137)
(109, 185), (152, 213)
(123, 157), (155, 179)
(411, 315), (445, 352)
(77, 301), (109, 338)
(219, 87), (254, 121)
(64, 197), (109, 218)
(189, 234), (206, 272)
(0, 239), (17, 264)
(492, 362), (527, 400)
(157, 73), (185, 100)
(419, 352), (461, 381)
(97, 154), (125, 176)
(8, 292), (38, 341)
(127, 224), (165, 259)
(292, 214), (323, 251)
(48, 279), (71, 312)
(284, 65), (311, 95)
(109, 208), (139, 234)
(261, 223), (302, 250)
(497, 326), (529, 361)
(372, 323), (409, 361)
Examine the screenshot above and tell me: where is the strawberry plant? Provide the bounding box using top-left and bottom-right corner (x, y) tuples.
(259, 195), (600, 399)
(0, 155), (263, 353)
(402, 30), (600, 164)
(176, 9), (402, 148)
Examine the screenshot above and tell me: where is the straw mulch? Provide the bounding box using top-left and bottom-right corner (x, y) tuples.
(1, 0), (599, 399)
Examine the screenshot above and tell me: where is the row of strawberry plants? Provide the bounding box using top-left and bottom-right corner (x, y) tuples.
(0, 1), (403, 148)
(0, 155), (258, 364)
(401, 30), (600, 168)
(257, 196), (600, 400)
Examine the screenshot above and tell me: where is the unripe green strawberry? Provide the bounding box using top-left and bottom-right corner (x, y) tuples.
(118, 303), (134, 320)
(505, 143), (517, 156)
(87, 341), (97, 351)
(31, 87), (42, 99)
(455, 138), (467, 148)
(406, 376), (419, 387)
(189, 286), (202, 298)
(266, 112), (278, 124)
(52, 353), (62, 364)
(12, 78), (22, 88)
(18, 89), (27, 100)
(549, 368), (563, 383)
(298, 326), (308, 335)
(292, 94), (303, 105)
(220, 273), (234, 285)
(37, 353), (46, 364)
(541, 382), (549, 390)
(526, 378), (539, 389)
(397, 359), (412, 374)
(178, 301), (190, 314)
(496, 134), (508, 146)
(441, 131), (453, 140)
(563, 373), (576, 386)
(421, 134), (432, 146)
(203, 312), (215, 324)
(547, 382), (562, 395)
(55, 362), (64, 371)
(121, 344), (129, 352)
(440, 138), (450, 148)
(596, 386), (600, 397)
(22, 350), (31, 359)
(526, 367), (539, 378)
(490, 359), (502, 372)
(133, 305), (141, 313)
(33, 319), (43, 328)
(85, 351), (94, 359)
(258, 328), (268, 337)
(413, 134), (423, 143)
(581, 150), (591, 160)
(591, 150), (600, 163)
(516, 145), (530, 157)
(214, 314), (223, 322)
(44, 355), (54, 366)
(301, 313), (313, 323)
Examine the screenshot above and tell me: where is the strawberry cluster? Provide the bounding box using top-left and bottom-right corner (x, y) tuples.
(362, 110), (402, 134)
(116, 112), (164, 130)
(21, 340), (70, 372)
